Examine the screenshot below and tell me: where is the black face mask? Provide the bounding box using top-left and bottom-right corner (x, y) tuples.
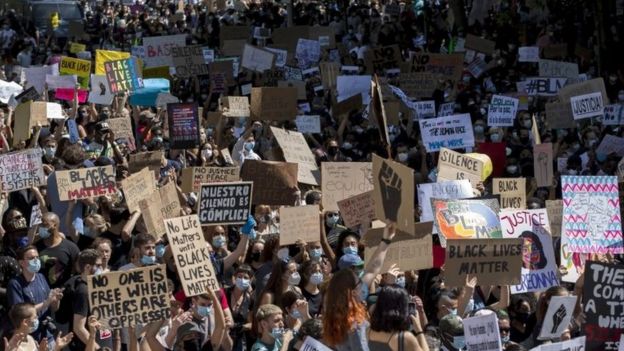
(182, 339), (201, 351)
(327, 147), (338, 156)
(515, 312), (530, 323)
(251, 251), (261, 262)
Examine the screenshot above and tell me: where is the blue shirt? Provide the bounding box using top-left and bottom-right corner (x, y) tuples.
(7, 273), (52, 341)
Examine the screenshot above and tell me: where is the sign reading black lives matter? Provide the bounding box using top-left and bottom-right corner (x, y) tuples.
(198, 181), (252, 225)
(87, 265), (170, 329)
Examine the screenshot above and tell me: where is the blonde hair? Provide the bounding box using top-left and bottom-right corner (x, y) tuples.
(86, 214), (111, 233)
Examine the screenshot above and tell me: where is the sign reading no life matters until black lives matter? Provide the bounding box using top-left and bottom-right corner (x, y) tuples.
(165, 215), (220, 296)
(87, 264), (170, 329)
(167, 103), (200, 149)
(198, 181), (252, 225)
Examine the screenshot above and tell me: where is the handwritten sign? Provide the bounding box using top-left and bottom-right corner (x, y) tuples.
(166, 215), (220, 296)
(570, 92), (604, 120)
(138, 190), (166, 236)
(546, 200), (563, 237)
(295, 115), (321, 134)
(437, 148), (484, 188)
(128, 151), (163, 174)
(463, 313), (502, 351)
(417, 180), (474, 222)
(493, 178), (526, 209)
(321, 162), (373, 212)
(59, 56), (91, 88)
(444, 238), (522, 287)
(181, 167), (240, 193)
(171, 45), (209, 78)
(364, 223), (433, 271)
(142, 35), (187, 67)
(539, 59), (579, 78)
(88, 265), (170, 329)
(419, 114), (475, 152)
(488, 95), (519, 126)
(337, 191), (375, 229)
(372, 155), (414, 234)
(56, 166), (116, 201)
(108, 117), (134, 142)
(279, 205), (321, 245)
(518, 46), (539, 62)
(433, 198), (502, 240)
(122, 168), (157, 213)
(241, 44), (275, 72)
(533, 143), (553, 188)
(364, 45), (403, 74)
(240, 160), (298, 206)
(104, 58), (142, 93)
(0, 149), (45, 192)
(222, 96), (250, 117)
(270, 127), (319, 185)
(198, 182), (252, 226)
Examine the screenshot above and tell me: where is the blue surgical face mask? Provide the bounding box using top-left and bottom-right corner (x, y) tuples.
(38, 227), (51, 239)
(290, 309), (302, 320)
(309, 272), (324, 285)
(83, 226), (97, 238)
(28, 258), (41, 273)
(212, 235), (226, 248)
(235, 277), (250, 290)
(596, 153), (607, 162)
(271, 327), (285, 341)
(197, 305), (212, 317)
(244, 141), (255, 151)
(452, 335), (465, 350)
(309, 248), (322, 259)
(29, 318), (39, 334)
(342, 246), (358, 255)
(17, 236), (29, 248)
(141, 255), (156, 266)
(448, 307), (458, 317)
(44, 147), (56, 159)
(325, 214), (339, 227)
(396, 276), (406, 288)
(155, 244), (166, 258)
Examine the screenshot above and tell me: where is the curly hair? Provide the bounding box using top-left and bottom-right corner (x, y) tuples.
(322, 269), (367, 347)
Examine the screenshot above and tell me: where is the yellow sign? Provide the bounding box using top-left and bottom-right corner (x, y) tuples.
(69, 42), (86, 54)
(95, 50), (131, 74)
(60, 57), (91, 88)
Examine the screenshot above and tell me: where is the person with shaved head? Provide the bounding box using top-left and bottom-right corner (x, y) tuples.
(35, 212), (80, 289)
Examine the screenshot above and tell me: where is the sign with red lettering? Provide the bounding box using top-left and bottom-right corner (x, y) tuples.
(167, 103), (200, 149)
(56, 166), (117, 201)
(142, 35), (187, 67)
(0, 149), (45, 192)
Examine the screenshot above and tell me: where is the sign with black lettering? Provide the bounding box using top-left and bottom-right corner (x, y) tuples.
(463, 313), (502, 351)
(0, 149), (45, 192)
(197, 182), (252, 225)
(493, 178), (526, 209)
(171, 45), (210, 78)
(364, 45), (403, 74)
(570, 92), (604, 120)
(165, 215), (220, 296)
(444, 238), (522, 287)
(56, 166), (117, 201)
(582, 261), (624, 351)
(87, 265), (170, 329)
(437, 148), (484, 188)
(180, 167), (240, 193)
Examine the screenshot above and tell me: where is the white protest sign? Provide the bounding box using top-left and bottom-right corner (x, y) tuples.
(414, 100), (436, 119)
(518, 46), (540, 62)
(0, 81), (23, 104)
(46, 103), (64, 119)
(438, 102), (455, 117)
(570, 92), (604, 120)
(301, 336), (333, 351)
(202, 48), (215, 64)
(538, 295), (577, 340)
(264, 47), (287, 67)
(142, 35), (187, 67)
(156, 93), (180, 108)
(25, 64), (58, 93)
(463, 313), (502, 351)
(417, 180), (473, 222)
(488, 95), (519, 127)
(602, 104), (624, 125)
(619, 334), (624, 351)
(419, 114), (475, 152)
(88, 74), (115, 105)
(241, 44), (275, 73)
(467, 57), (487, 78)
(30, 204), (42, 226)
(45, 74), (77, 90)
(539, 59), (579, 78)
(529, 336), (586, 351)
(596, 134), (624, 157)
(295, 115), (321, 134)
(524, 77), (567, 96)
(295, 39), (321, 69)
(336, 75), (372, 105)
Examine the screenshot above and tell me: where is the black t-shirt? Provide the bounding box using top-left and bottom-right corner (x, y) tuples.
(37, 238), (80, 288)
(99, 231), (131, 270)
(302, 287), (323, 317)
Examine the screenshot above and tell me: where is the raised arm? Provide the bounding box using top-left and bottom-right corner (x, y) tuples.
(362, 222), (396, 287)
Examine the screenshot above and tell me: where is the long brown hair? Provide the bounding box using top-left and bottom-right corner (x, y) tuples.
(322, 269), (367, 346)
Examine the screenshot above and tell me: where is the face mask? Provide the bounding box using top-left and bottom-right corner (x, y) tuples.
(244, 141), (255, 151)
(141, 255), (156, 265)
(28, 258), (41, 273)
(83, 226), (97, 238)
(309, 272), (324, 285)
(522, 120), (532, 129)
(586, 139), (597, 148)
(251, 251), (261, 261)
(29, 319), (39, 334)
(8, 217), (27, 231)
(342, 246), (358, 255)
(288, 272), (301, 286)
(506, 165), (518, 174)
(212, 235), (226, 248)
(290, 309), (302, 320)
(16, 236), (29, 248)
(501, 335), (510, 343)
(44, 147), (56, 159)
(448, 307), (458, 317)
(271, 327), (285, 341)
(197, 305), (212, 317)
(571, 143), (580, 151)
(235, 277), (250, 290)
(38, 227), (51, 239)
(155, 244), (166, 258)
(474, 125), (485, 134)
(567, 169), (578, 175)
(325, 214), (339, 227)
(452, 335), (465, 350)
(94, 267), (103, 276)
(342, 142), (353, 150)
(201, 149), (213, 159)
(309, 248), (322, 259)
(490, 133), (501, 142)
(396, 276), (406, 288)
(397, 152), (408, 163)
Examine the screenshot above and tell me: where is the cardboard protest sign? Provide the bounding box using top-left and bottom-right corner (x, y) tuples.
(128, 151), (163, 175)
(59, 56), (91, 88)
(320, 62), (340, 90)
(104, 58), (143, 93)
(221, 96), (250, 117)
(499, 209), (558, 293)
(300, 337), (333, 351)
(240, 160), (298, 205)
(437, 148), (484, 188)
(523, 77), (567, 96)
(372, 154), (414, 234)
(142, 35), (187, 67)
(417, 180), (474, 223)
(158, 181), (182, 219)
(270, 127), (319, 185)
(583, 261), (624, 351)
(546, 200), (563, 237)
(364, 223), (434, 271)
(518, 46), (540, 62)
(337, 191), (375, 229)
(464, 34), (496, 55)
(197, 182), (252, 225)
(332, 93), (363, 117)
(530, 336), (586, 351)
(558, 78), (608, 105)
(406, 53), (464, 92)
(56, 166), (116, 201)
(250, 87), (298, 121)
(533, 143), (553, 188)
(295, 115), (321, 134)
(88, 74), (115, 105)
(167, 103), (200, 149)
(538, 295), (577, 340)
(364, 45), (403, 74)
(488, 95), (519, 127)
(444, 238), (522, 287)
(321, 162), (373, 212)
(88, 265), (170, 329)
(107, 117), (134, 143)
(171, 45), (209, 78)
(398, 73), (437, 99)
(545, 101), (575, 129)
(336, 75), (372, 105)
(122, 168), (157, 213)
(561, 176), (623, 254)
(165, 215), (220, 296)
(138, 190), (166, 236)
(181, 167), (240, 193)
(14, 101), (51, 146)
(241, 44), (275, 72)
(419, 114), (475, 152)
(493, 178), (526, 209)
(279, 205), (321, 245)
(0, 149), (45, 192)
(539, 59), (579, 79)
(463, 313), (502, 351)
(570, 92), (604, 120)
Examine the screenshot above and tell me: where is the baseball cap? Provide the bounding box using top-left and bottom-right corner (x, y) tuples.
(439, 314), (464, 336)
(337, 253), (364, 270)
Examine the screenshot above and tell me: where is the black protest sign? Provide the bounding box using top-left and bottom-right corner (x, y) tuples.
(582, 261), (624, 351)
(167, 103), (200, 149)
(87, 265), (170, 329)
(198, 182), (252, 225)
(444, 238), (523, 287)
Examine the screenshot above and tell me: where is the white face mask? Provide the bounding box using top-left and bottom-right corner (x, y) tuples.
(201, 149), (213, 159)
(490, 133), (501, 142)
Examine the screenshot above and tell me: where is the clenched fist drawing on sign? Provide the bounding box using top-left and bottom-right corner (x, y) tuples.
(378, 160), (402, 221)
